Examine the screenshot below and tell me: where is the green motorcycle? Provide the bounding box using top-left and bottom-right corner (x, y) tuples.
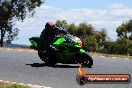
(29, 34), (93, 67)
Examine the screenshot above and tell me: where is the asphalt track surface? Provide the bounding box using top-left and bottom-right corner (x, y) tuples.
(0, 49), (131, 88)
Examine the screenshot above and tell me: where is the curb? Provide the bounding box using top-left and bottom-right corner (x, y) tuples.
(99, 56), (129, 59)
(0, 80), (52, 88)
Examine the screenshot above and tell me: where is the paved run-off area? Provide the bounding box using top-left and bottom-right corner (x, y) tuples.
(0, 49), (132, 88)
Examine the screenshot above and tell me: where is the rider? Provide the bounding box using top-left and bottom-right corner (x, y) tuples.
(39, 22), (68, 53)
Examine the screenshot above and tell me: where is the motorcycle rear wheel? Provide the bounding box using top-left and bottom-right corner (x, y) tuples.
(38, 50), (57, 65)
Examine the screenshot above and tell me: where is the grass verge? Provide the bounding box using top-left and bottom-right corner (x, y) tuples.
(89, 52), (132, 59)
(0, 81), (30, 88)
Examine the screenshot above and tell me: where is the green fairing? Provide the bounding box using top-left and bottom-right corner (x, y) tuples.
(80, 49), (85, 53)
(30, 40), (38, 47)
(53, 38), (65, 45)
(53, 38), (78, 61)
(61, 42), (80, 47)
(29, 34), (90, 64)
(58, 49), (85, 62)
(75, 45), (81, 47)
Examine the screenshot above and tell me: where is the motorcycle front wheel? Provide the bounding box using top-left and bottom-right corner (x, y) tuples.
(77, 53), (93, 67)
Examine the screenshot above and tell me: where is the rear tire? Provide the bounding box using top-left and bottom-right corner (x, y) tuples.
(38, 50), (56, 65)
(78, 53), (93, 67)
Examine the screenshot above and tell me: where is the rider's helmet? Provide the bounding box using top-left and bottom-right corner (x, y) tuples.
(45, 22), (55, 30)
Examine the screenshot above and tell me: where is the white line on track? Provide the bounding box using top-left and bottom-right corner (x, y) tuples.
(124, 58), (129, 59)
(0, 80), (52, 88)
(100, 56), (130, 59)
(100, 56), (105, 57)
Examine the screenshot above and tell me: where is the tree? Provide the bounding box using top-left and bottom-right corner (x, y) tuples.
(55, 20), (68, 29)
(0, 0), (43, 46)
(67, 23), (77, 35)
(115, 38), (129, 54)
(127, 20), (132, 40)
(5, 28), (19, 44)
(116, 20), (132, 55)
(61, 20), (68, 29)
(55, 20), (62, 28)
(95, 28), (107, 42)
(128, 40), (132, 56)
(82, 36), (98, 52)
(95, 28), (108, 51)
(76, 22), (95, 37)
(103, 40), (116, 54)
(116, 20), (132, 40)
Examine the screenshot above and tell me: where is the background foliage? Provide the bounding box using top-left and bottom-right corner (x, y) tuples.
(55, 20), (132, 56)
(0, 0), (43, 45)
(0, 0), (131, 56)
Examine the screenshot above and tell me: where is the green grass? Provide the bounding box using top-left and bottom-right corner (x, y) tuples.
(0, 82), (30, 88)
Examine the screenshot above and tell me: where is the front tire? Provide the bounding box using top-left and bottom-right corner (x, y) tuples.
(78, 53), (93, 67)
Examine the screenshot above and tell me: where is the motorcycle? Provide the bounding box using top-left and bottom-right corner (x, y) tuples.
(29, 33), (93, 67)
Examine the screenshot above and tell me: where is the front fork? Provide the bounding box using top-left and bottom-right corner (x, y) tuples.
(74, 49), (86, 64)
(80, 49), (86, 53)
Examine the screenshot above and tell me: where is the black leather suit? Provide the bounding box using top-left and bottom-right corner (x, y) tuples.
(39, 27), (67, 53)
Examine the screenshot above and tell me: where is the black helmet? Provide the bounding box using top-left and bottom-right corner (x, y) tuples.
(45, 22), (55, 29)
